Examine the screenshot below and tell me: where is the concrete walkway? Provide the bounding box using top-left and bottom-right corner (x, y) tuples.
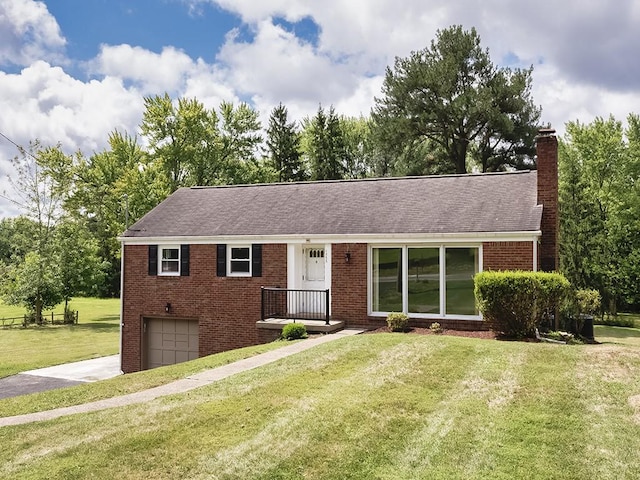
(0, 329), (363, 427)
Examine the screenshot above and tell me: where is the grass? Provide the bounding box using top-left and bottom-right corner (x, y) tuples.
(0, 340), (295, 418)
(594, 324), (640, 347)
(2, 332), (640, 479)
(0, 298), (120, 379)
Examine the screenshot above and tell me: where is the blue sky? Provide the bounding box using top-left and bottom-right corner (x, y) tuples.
(1, 0), (640, 217)
(46, 0), (239, 68)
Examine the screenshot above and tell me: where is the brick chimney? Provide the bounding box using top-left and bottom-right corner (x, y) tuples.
(536, 128), (559, 272)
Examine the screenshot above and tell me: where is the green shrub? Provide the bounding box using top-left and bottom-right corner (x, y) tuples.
(560, 288), (602, 333)
(386, 312), (409, 332)
(575, 289), (601, 315)
(429, 322), (443, 334)
(474, 270), (570, 338)
(281, 323), (308, 340)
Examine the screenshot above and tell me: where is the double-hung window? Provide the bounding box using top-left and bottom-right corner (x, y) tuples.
(216, 244), (262, 277)
(228, 246), (251, 276)
(148, 244), (189, 277)
(159, 245), (180, 276)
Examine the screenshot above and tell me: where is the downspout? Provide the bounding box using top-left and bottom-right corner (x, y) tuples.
(119, 241), (125, 374)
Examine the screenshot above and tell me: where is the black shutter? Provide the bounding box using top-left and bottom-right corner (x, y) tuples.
(252, 244), (262, 277)
(217, 244), (227, 277)
(180, 244), (190, 276)
(148, 245), (158, 276)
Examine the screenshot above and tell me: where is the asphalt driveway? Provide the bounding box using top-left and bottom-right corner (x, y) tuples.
(0, 355), (121, 400)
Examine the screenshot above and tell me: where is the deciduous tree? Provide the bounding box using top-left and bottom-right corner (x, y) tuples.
(559, 114), (640, 313)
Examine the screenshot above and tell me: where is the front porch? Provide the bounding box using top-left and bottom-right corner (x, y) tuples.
(259, 286), (345, 333)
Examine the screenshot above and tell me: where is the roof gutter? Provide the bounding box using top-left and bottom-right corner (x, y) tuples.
(119, 230), (542, 246)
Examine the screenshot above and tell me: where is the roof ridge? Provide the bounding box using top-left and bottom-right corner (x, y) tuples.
(189, 170), (534, 190)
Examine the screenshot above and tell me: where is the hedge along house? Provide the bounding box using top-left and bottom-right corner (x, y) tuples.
(119, 129), (558, 373)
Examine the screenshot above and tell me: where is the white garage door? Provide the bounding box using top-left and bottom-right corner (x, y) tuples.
(144, 318), (199, 370)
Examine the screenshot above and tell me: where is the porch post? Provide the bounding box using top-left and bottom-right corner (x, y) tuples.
(325, 289), (330, 325)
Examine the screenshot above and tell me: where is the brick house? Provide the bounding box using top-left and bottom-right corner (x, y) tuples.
(119, 130), (558, 373)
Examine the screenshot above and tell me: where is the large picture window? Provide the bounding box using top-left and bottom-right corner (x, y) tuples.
(370, 245), (480, 318)
(372, 248), (402, 312)
(445, 248), (479, 315)
(408, 247), (440, 314)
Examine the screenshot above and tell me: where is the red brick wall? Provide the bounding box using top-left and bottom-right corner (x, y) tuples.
(121, 243), (287, 373)
(536, 130), (559, 271)
(331, 243), (369, 324)
(483, 241), (535, 271)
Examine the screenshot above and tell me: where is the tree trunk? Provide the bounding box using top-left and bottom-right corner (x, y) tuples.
(452, 138), (469, 174)
(35, 298), (42, 325)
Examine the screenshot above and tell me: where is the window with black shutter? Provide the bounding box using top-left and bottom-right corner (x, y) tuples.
(180, 244), (190, 276)
(217, 244), (262, 277)
(148, 245), (158, 276)
(217, 244), (227, 277)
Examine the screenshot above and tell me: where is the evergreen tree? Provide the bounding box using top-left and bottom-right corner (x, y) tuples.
(303, 105), (346, 180)
(372, 25), (540, 174)
(266, 103), (306, 182)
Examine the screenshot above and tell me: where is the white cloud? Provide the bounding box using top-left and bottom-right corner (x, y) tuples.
(532, 64), (640, 136)
(217, 20), (360, 105)
(0, 0), (66, 66)
(0, 61), (143, 152)
(88, 44), (196, 95)
(0, 61), (145, 216)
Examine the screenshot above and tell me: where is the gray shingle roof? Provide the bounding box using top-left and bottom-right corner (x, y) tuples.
(123, 171), (542, 238)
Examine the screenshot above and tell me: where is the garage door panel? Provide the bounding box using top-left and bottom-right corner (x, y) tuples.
(175, 351), (190, 363)
(148, 348), (163, 367)
(162, 350), (176, 365)
(145, 318), (199, 370)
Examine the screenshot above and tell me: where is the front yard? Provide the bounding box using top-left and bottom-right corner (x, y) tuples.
(0, 298), (120, 378)
(1, 330), (640, 479)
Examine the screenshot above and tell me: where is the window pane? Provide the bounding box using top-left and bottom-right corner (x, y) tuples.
(445, 248), (479, 315)
(230, 260), (250, 273)
(231, 247), (250, 260)
(408, 248), (440, 314)
(162, 248), (179, 260)
(372, 248), (402, 312)
(161, 261), (179, 272)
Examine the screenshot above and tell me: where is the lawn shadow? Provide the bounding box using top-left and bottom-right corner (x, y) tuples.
(74, 323), (119, 333)
(595, 326), (640, 339)
(13, 322), (119, 334)
(89, 315), (120, 322)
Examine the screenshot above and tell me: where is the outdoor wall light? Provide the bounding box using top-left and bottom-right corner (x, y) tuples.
(165, 302), (172, 313)
(345, 252), (351, 263)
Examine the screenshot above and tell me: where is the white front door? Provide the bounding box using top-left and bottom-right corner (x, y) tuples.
(301, 247), (326, 314)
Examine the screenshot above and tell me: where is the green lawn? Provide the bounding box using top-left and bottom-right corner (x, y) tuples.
(1, 332), (639, 479)
(0, 298), (120, 378)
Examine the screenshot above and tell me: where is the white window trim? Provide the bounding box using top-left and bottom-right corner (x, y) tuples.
(227, 245), (252, 277)
(159, 244), (180, 276)
(368, 243), (482, 320)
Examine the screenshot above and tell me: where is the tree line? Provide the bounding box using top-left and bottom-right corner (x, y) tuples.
(559, 114), (640, 314)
